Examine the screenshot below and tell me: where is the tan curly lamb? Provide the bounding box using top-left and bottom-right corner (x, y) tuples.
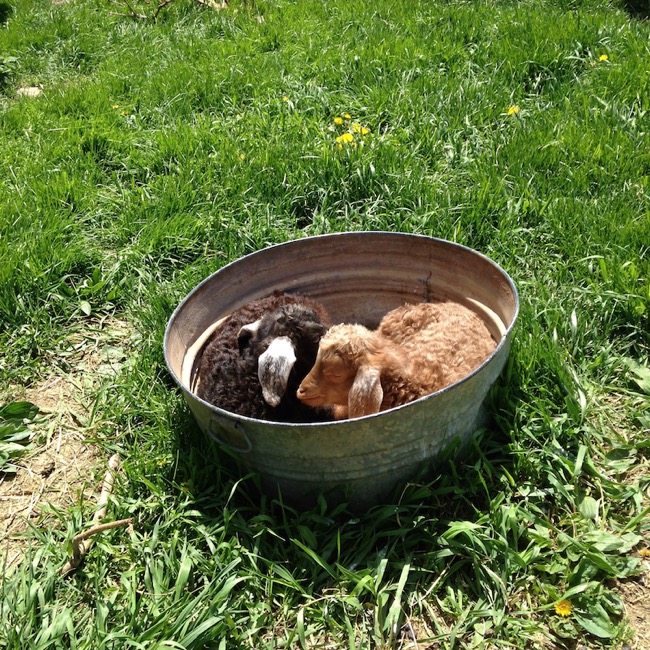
(296, 301), (498, 419)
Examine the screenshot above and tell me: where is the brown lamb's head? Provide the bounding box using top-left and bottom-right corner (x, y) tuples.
(297, 324), (387, 419)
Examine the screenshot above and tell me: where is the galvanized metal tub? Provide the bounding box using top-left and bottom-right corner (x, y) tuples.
(164, 232), (519, 510)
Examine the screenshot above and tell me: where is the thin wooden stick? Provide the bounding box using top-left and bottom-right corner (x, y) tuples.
(109, 0), (172, 20)
(153, 0), (175, 19)
(62, 454), (129, 576)
(109, 0), (237, 21)
(71, 518), (134, 545)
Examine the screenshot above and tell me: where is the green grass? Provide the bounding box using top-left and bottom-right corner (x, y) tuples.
(1, 0), (649, 647)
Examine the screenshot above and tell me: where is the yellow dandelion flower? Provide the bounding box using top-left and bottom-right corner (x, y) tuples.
(507, 105), (520, 116)
(336, 132), (355, 144)
(112, 104), (120, 110)
(554, 600), (573, 618)
(343, 113), (351, 120)
(639, 547), (650, 557)
(352, 122), (370, 135)
(282, 95), (289, 102)
(333, 116), (344, 125)
(239, 153), (246, 160)
(599, 54), (608, 62)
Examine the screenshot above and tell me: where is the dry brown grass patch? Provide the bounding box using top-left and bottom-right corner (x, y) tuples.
(0, 317), (133, 571)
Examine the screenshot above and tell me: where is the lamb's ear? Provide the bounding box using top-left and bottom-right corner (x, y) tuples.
(237, 319), (261, 351)
(258, 336), (297, 407)
(348, 365), (383, 418)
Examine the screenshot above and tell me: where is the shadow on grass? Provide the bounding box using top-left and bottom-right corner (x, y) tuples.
(163, 398), (523, 647)
(0, 2), (13, 24)
(622, 0), (649, 19)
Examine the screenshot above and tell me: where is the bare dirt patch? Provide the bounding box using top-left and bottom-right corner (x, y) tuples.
(0, 376), (100, 569)
(0, 318), (133, 570)
(618, 560), (650, 650)
(592, 391), (650, 650)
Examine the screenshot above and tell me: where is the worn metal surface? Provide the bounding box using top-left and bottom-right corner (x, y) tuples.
(164, 232), (519, 511)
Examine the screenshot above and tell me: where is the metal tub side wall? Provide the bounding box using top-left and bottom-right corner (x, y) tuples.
(164, 232), (519, 509)
(182, 336), (511, 509)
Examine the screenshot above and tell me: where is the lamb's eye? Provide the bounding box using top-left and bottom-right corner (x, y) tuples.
(325, 370), (347, 383)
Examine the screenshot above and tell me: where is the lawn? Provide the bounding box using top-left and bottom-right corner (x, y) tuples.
(1, 0), (649, 648)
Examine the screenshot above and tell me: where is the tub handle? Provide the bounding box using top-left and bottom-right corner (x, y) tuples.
(207, 414), (253, 454)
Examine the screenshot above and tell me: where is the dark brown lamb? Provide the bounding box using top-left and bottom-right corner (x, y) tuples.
(195, 291), (334, 422)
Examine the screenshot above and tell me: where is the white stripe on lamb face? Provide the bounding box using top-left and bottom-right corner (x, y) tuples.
(258, 336), (297, 407)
